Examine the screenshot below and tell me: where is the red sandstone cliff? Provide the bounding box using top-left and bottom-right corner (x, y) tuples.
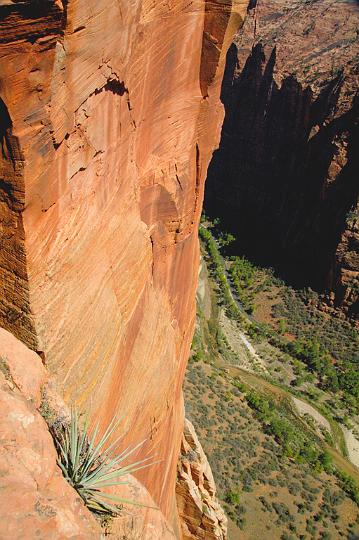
(0, 0), (248, 537)
(0, 327), (176, 539)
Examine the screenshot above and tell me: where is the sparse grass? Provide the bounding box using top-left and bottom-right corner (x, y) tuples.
(0, 357), (13, 384)
(184, 358), (359, 537)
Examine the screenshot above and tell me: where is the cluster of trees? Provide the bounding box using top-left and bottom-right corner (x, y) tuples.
(245, 391), (332, 473)
(286, 340), (339, 390)
(228, 256), (257, 314)
(285, 339), (359, 412)
(245, 389), (359, 505)
(199, 226), (242, 320)
(202, 215), (259, 314)
(246, 318), (359, 413)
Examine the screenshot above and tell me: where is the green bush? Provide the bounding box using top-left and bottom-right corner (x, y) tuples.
(225, 491), (241, 505)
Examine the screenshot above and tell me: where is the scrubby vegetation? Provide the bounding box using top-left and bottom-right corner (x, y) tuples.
(273, 287), (358, 364)
(185, 217), (359, 538)
(245, 390), (330, 471)
(272, 290), (359, 413)
(200, 218), (359, 416)
(184, 359), (359, 538)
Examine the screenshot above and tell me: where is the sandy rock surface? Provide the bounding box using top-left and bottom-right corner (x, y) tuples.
(0, 328), (100, 539)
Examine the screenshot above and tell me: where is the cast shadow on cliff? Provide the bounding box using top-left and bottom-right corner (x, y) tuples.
(0, 0), (68, 45)
(0, 97), (12, 156)
(204, 42), (359, 310)
(0, 95), (39, 349)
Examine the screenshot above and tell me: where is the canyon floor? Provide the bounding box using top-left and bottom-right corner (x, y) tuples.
(184, 221), (359, 540)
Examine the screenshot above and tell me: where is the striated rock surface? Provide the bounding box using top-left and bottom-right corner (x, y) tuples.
(176, 418), (227, 540)
(205, 0), (359, 319)
(106, 475), (176, 540)
(0, 0), (249, 535)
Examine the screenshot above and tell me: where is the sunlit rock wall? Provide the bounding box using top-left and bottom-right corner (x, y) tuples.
(0, 0), (248, 532)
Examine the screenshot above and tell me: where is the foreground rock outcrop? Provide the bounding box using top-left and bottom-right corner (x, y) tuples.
(0, 327), (177, 539)
(0, 0), (249, 535)
(0, 328), (100, 539)
(176, 419), (227, 540)
(205, 0), (359, 319)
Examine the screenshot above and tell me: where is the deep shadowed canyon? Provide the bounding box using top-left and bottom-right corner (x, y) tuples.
(205, 0), (359, 318)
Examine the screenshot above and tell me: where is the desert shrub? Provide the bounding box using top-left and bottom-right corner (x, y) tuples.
(259, 496), (272, 512)
(272, 502), (293, 524)
(225, 491), (241, 505)
(52, 408), (152, 515)
(281, 533), (295, 540)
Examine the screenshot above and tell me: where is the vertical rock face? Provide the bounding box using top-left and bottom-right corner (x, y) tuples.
(0, 0), (249, 533)
(205, 0), (359, 319)
(176, 419), (227, 540)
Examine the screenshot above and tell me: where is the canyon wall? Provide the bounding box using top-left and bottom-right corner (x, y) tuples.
(205, 0), (359, 319)
(0, 0), (249, 535)
(0, 327), (178, 539)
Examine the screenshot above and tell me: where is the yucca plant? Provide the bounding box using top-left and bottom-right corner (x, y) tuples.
(54, 408), (153, 515)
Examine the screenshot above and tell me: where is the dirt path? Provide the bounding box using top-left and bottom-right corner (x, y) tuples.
(342, 427), (359, 469)
(292, 396), (332, 433)
(219, 310), (268, 373)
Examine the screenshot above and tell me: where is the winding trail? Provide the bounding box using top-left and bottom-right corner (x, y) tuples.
(292, 396), (332, 433)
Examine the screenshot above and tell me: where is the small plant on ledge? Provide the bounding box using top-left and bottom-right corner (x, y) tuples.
(53, 407), (154, 516)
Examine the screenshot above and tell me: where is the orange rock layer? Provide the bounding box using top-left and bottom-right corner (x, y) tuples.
(0, 0), (248, 533)
(0, 328), (101, 539)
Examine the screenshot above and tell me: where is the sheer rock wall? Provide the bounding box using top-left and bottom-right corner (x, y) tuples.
(0, 0), (248, 533)
(176, 418), (228, 540)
